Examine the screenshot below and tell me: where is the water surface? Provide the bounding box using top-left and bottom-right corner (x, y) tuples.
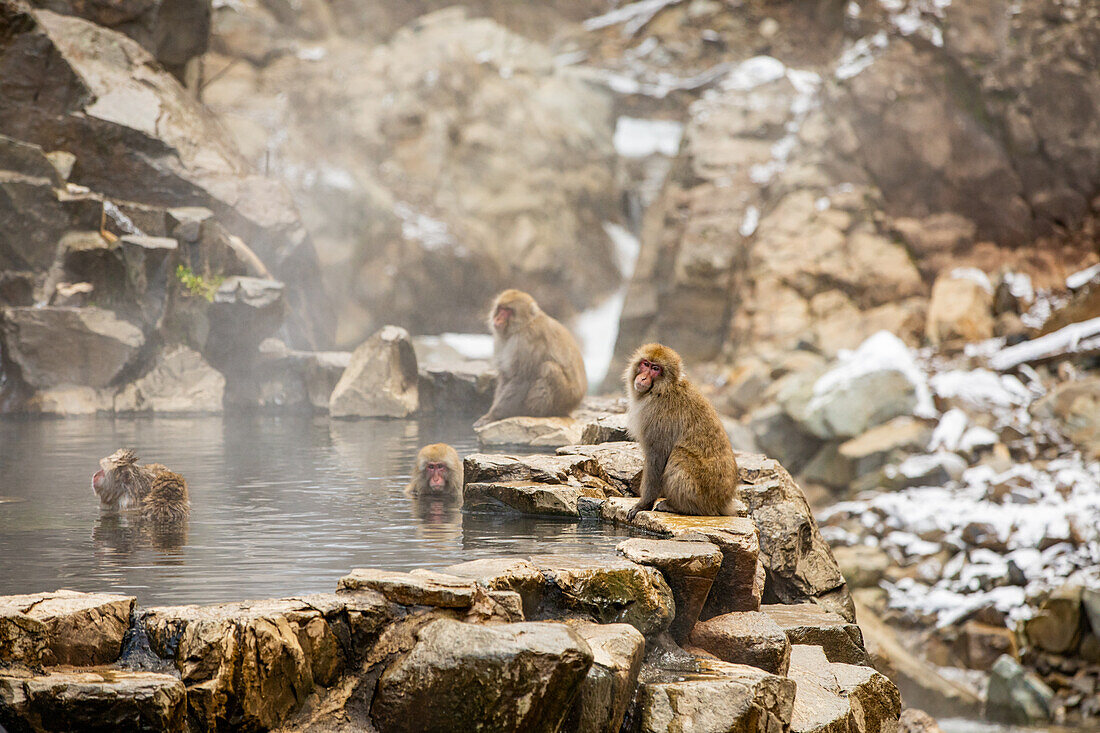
(0, 415), (638, 606)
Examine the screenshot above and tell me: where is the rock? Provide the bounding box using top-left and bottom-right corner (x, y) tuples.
(832, 545), (891, 589)
(463, 481), (602, 517)
(441, 558), (546, 619)
(330, 326), (418, 418)
(417, 359), (495, 416)
(0, 669), (186, 733)
(0, 590), (133, 666)
(254, 340), (351, 411)
(580, 413), (630, 444)
(633, 658), (796, 733)
(736, 454), (852, 618)
(0, 307), (144, 389)
(0, 610), (48, 667)
(601, 498), (764, 616)
(763, 604), (869, 666)
(688, 611), (792, 675)
(926, 270), (995, 345)
(837, 417), (934, 479)
(370, 619), (593, 733)
(800, 440), (855, 490)
(893, 213), (977, 258)
(747, 403), (822, 475)
(337, 569), (478, 608)
(463, 452), (613, 490)
(1023, 584), (1083, 655)
(114, 345), (225, 413)
(957, 621), (1018, 671)
(1031, 378), (1100, 458)
(23, 385), (115, 416)
(204, 276), (287, 386)
(475, 416), (584, 448)
(788, 644), (901, 733)
(0, 5), (332, 348)
(528, 555), (674, 636)
(986, 654), (1054, 726)
(618, 539), (723, 642)
(855, 600), (981, 717)
(562, 622), (645, 733)
(883, 452), (968, 491)
(1083, 587), (1100, 641)
(898, 708), (944, 733)
(557, 442), (643, 495)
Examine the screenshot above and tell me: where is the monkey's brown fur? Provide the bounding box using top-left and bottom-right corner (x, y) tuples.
(475, 289), (587, 426)
(92, 449), (187, 524)
(142, 470), (191, 523)
(405, 443), (464, 497)
(624, 343), (740, 519)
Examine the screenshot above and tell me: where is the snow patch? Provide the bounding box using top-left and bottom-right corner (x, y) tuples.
(613, 117), (684, 158)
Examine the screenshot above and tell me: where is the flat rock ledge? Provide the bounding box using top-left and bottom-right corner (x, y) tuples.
(0, 451), (894, 732)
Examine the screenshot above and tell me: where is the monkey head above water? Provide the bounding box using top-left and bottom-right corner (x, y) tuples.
(406, 443), (463, 496)
(474, 289), (587, 427)
(624, 343), (740, 521)
(92, 449), (190, 521)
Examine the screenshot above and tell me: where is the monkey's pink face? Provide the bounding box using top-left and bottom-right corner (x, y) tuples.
(492, 306), (513, 332)
(91, 469), (106, 494)
(425, 462), (449, 491)
(633, 359), (663, 395)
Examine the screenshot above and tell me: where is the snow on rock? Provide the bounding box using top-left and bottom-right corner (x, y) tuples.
(928, 408), (967, 452)
(1066, 263), (1100, 291)
(929, 369), (1033, 410)
(989, 317), (1100, 371)
(613, 117), (684, 158)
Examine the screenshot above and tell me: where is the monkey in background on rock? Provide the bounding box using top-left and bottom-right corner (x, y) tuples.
(474, 289), (587, 428)
(92, 449), (190, 522)
(405, 443), (464, 497)
(624, 343), (740, 520)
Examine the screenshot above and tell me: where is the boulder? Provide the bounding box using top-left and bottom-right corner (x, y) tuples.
(0, 307), (144, 389)
(557, 442), (643, 494)
(788, 645), (901, 733)
(986, 654), (1054, 726)
(837, 417), (934, 480)
(580, 413), (630, 444)
(1030, 378), (1100, 459)
(763, 604), (869, 666)
(203, 276), (286, 385)
(0, 669), (186, 733)
(463, 452), (613, 490)
(0, 590), (133, 666)
(736, 454), (852, 619)
(562, 622), (645, 733)
(528, 555), (674, 636)
(464, 481), (602, 517)
(898, 709), (944, 733)
(23, 385), (115, 415)
(926, 271), (996, 345)
(0, 610), (48, 667)
(475, 416), (584, 448)
(330, 326), (418, 418)
(601, 498), (765, 616)
(1023, 584), (1083, 655)
(956, 621), (1018, 671)
(113, 345), (225, 413)
(370, 619), (593, 733)
(831, 545), (891, 589)
(337, 569), (478, 609)
(633, 658), (796, 733)
(417, 359), (495, 416)
(617, 539), (722, 642)
(747, 403), (822, 476)
(688, 611), (792, 675)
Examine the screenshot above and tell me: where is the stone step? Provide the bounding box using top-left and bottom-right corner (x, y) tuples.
(0, 590), (134, 667)
(763, 603), (869, 665)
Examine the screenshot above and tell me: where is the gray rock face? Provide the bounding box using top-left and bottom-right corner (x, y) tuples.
(370, 619), (593, 733)
(337, 569), (479, 608)
(330, 326), (419, 418)
(464, 452), (613, 489)
(688, 611), (792, 675)
(417, 358), (495, 416)
(633, 659), (796, 733)
(563, 622), (645, 733)
(475, 416), (584, 448)
(763, 604), (869, 666)
(441, 558), (546, 619)
(529, 555), (675, 636)
(464, 481), (601, 517)
(986, 654), (1054, 726)
(1031, 378), (1100, 459)
(0, 590), (134, 666)
(0, 669), (186, 733)
(580, 413), (631, 444)
(557, 442), (643, 495)
(618, 538), (722, 643)
(114, 345), (225, 413)
(0, 307), (143, 388)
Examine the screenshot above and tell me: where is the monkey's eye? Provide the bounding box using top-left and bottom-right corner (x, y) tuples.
(639, 360), (650, 369)
(652, 364), (662, 375)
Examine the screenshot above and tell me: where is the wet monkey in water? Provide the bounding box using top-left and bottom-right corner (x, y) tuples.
(406, 443), (464, 497)
(624, 343), (740, 520)
(474, 289), (587, 427)
(92, 449), (190, 521)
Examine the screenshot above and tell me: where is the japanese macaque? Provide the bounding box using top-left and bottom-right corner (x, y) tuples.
(92, 449), (189, 521)
(474, 289), (587, 427)
(624, 344), (740, 520)
(405, 443), (464, 496)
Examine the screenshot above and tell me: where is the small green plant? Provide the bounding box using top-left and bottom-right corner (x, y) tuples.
(176, 265), (223, 302)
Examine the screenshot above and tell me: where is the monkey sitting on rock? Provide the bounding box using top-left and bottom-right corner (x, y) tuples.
(624, 343), (740, 520)
(92, 449), (190, 523)
(474, 289), (587, 428)
(405, 444), (463, 497)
